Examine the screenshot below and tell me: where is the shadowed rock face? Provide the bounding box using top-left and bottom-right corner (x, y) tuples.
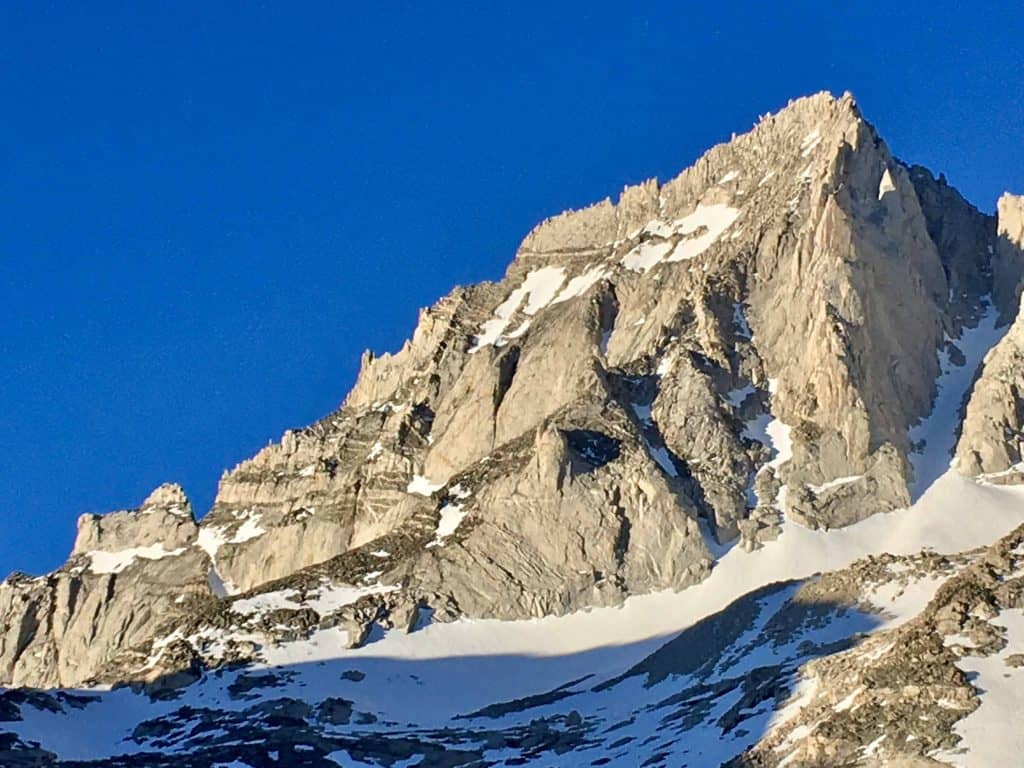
(1, 91), (1021, 696)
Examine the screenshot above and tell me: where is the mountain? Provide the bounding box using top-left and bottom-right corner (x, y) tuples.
(2, 91), (1024, 767)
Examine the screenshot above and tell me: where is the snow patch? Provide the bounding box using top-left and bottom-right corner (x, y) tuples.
(448, 483), (472, 500)
(942, 608), (1024, 767)
(407, 474), (444, 497)
(621, 240), (674, 273)
(86, 544), (187, 575)
(742, 379), (793, 509)
(646, 444), (678, 477)
(629, 401), (678, 477)
(232, 514), (266, 544)
(909, 302), (1006, 498)
(195, 526), (228, 561)
(725, 383), (756, 409)
(807, 475), (862, 494)
(638, 220), (676, 239)
(665, 203), (742, 263)
(878, 168), (897, 199)
(469, 266), (567, 351)
(426, 503), (468, 547)
(231, 590), (304, 616)
(621, 204), (740, 272)
(833, 686), (863, 713)
(207, 568), (230, 598)
(551, 266), (608, 304)
(800, 127), (822, 157)
(764, 380), (793, 467)
(866, 575), (947, 627)
(733, 302), (752, 338)
(233, 582), (399, 617)
(307, 583), (399, 615)
(194, 511), (266, 595)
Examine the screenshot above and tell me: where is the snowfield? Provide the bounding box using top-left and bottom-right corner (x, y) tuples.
(8, 469), (1024, 765)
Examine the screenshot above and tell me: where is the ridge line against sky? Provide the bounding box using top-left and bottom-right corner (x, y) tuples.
(2, 1), (1023, 575)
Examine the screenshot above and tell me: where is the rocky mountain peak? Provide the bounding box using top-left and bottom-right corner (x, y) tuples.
(516, 90), (866, 263)
(140, 482), (191, 512)
(3, 93), (1024, 767)
(72, 483), (197, 558)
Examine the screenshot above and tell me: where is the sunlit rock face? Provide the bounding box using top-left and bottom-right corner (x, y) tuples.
(0, 484), (211, 689)
(3, 91), (1024, 767)
(955, 193), (1024, 479)
(192, 90), (1003, 593)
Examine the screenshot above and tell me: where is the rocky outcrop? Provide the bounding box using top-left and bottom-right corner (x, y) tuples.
(733, 523), (1024, 767)
(72, 482), (197, 555)
(956, 193), (1024, 479)
(956, 312), (1024, 479)
(0, 485), (212, 688)
(402, 405), (713, 619)
(993, 193), (1024, 324)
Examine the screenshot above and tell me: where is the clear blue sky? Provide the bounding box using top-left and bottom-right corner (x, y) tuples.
(2, 2), (1023, 576)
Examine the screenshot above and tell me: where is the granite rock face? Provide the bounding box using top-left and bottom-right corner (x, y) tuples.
(1, 91), (1022, 705)
(0, 485), (212, 688)
(195, 89), (999, 589)
(955, 193), (1024, 479)
(993, 193), (1024, 324)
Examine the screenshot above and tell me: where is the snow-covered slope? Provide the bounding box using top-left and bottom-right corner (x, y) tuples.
(4, 471), (1024, 766)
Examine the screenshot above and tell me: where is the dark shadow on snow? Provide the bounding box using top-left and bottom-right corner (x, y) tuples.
(0, 578), (885, 768)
